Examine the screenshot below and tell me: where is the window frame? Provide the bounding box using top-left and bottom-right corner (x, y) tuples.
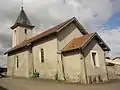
(90, 51), (99, 67)
(25, 29), (27, 34)
(39, 48), (44, 63)
(16, 56), (19, 68)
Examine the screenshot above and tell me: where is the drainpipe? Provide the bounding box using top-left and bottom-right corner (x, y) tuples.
(12, 55), (15, 77)
(104, 51), (109, 80)
(80, 48), (88, 84)
(61, 53), (66, 80)
(28, 44), (34, 75)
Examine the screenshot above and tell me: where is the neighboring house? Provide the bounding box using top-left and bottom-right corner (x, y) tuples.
(4, 7), (110, 84)
(113, 57), (120, 77)
(0, 67), (7, 77)
(106, 57), (114, 66)
(106, 57), (120, 80)
(106, 57), (120, 65)
(113, 57), (120, 64)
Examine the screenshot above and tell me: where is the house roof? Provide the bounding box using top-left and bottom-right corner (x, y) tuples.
(62, 33), (93, 52)
(11, 7), (34, 29)
(5, 17), (88, 54)
(62, 33), (110, 52)
(113, 57), (120, 60)
(106, 58), (120, 65)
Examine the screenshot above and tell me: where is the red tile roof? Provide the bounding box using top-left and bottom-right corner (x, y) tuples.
(5, 17), (110, 54)
(5, 17), (79, 54)
(5, 40), (30, 54)
(28, 17), (73, 42)
(62, 33), (93, 52)
(113, 57), (120, 60)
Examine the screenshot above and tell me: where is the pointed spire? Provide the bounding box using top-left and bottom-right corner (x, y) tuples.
(16, 7), (32, 26)
(11, 8), (34, 29)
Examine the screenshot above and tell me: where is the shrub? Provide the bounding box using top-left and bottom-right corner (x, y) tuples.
(31, 69), (40, 78)
(55, 73), (58, 80)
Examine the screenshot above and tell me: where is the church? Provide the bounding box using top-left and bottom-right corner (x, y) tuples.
(5, 7), (110, 84)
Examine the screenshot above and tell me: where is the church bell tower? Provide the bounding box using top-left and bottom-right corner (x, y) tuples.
(11, 7), (35, 47)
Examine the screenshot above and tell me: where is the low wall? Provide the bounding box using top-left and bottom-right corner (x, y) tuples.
(107, 65), (120, 80)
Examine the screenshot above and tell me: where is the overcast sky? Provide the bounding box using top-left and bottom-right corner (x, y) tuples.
(0, 0), (120, 67)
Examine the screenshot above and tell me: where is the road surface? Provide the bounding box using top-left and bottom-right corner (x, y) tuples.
(0, 77), (120, 90)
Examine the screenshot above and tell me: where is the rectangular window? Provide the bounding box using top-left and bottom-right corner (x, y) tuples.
(92, 53), (96, 66)
(16, 56), (19, 68)
(25, 29), (27, 34)
(91, 51), (99, 67)
(41, 48), (44, 63)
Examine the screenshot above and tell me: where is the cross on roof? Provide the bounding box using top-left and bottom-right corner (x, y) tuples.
(21, 0), (23, 8)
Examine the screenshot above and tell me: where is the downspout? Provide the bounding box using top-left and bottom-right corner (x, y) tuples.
(80, 48), (88, 84)
(56, 34), (60, 80)
(12, 55), (15, 77)
(61, 53), (66, 80)
(56, 33), (66, 80)
(104, 51), (109, 80)
(28, 44), (34, 75)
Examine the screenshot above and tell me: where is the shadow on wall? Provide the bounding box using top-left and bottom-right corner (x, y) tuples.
(0, 86), (8, 90)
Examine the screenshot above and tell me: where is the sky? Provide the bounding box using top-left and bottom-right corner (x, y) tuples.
(0, 0), (120, 67)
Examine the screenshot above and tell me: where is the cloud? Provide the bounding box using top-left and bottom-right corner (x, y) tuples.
(98, 27), (120, 57)
(111, 0), (120, 13)
(26, 0), (112, 30)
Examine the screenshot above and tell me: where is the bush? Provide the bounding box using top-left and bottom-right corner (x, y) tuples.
(55, 73), (58, 80)
(31, 69), (40, 78)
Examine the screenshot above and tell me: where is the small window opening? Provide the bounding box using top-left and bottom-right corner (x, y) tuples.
(16, 56), (19, 68)
(25, 29), (27, 34)
(92, 52), (97, 66)
(91, 51), (99, 67)
(41, 48), (44, 63)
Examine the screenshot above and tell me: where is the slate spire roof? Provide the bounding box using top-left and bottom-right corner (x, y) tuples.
(11, 7), (34, 29)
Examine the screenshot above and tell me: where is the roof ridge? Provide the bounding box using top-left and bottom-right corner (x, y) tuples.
(74, 33), (93, 39)
(26, 17), (76, 42)
(80, 33), (95, 48)
(5, 17), (89, 54)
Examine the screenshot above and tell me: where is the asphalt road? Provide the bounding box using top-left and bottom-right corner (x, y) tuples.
(0, 77), (120, 90)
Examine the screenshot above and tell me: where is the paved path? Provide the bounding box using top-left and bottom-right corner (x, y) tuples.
(0, 77), (120, 90)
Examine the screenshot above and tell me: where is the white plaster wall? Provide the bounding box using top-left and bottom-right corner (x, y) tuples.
(7, 55), (15, 76)
(63, 51), (82, 82)
(12, 26), (33, 47)
(7, 51), (29, 77)
(28, 50), (34, 76)
(83, 39), (108, 82)
(57, 22), (83, 50)
(32, 36), (58, 79)
(57, 22), (85, 81)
